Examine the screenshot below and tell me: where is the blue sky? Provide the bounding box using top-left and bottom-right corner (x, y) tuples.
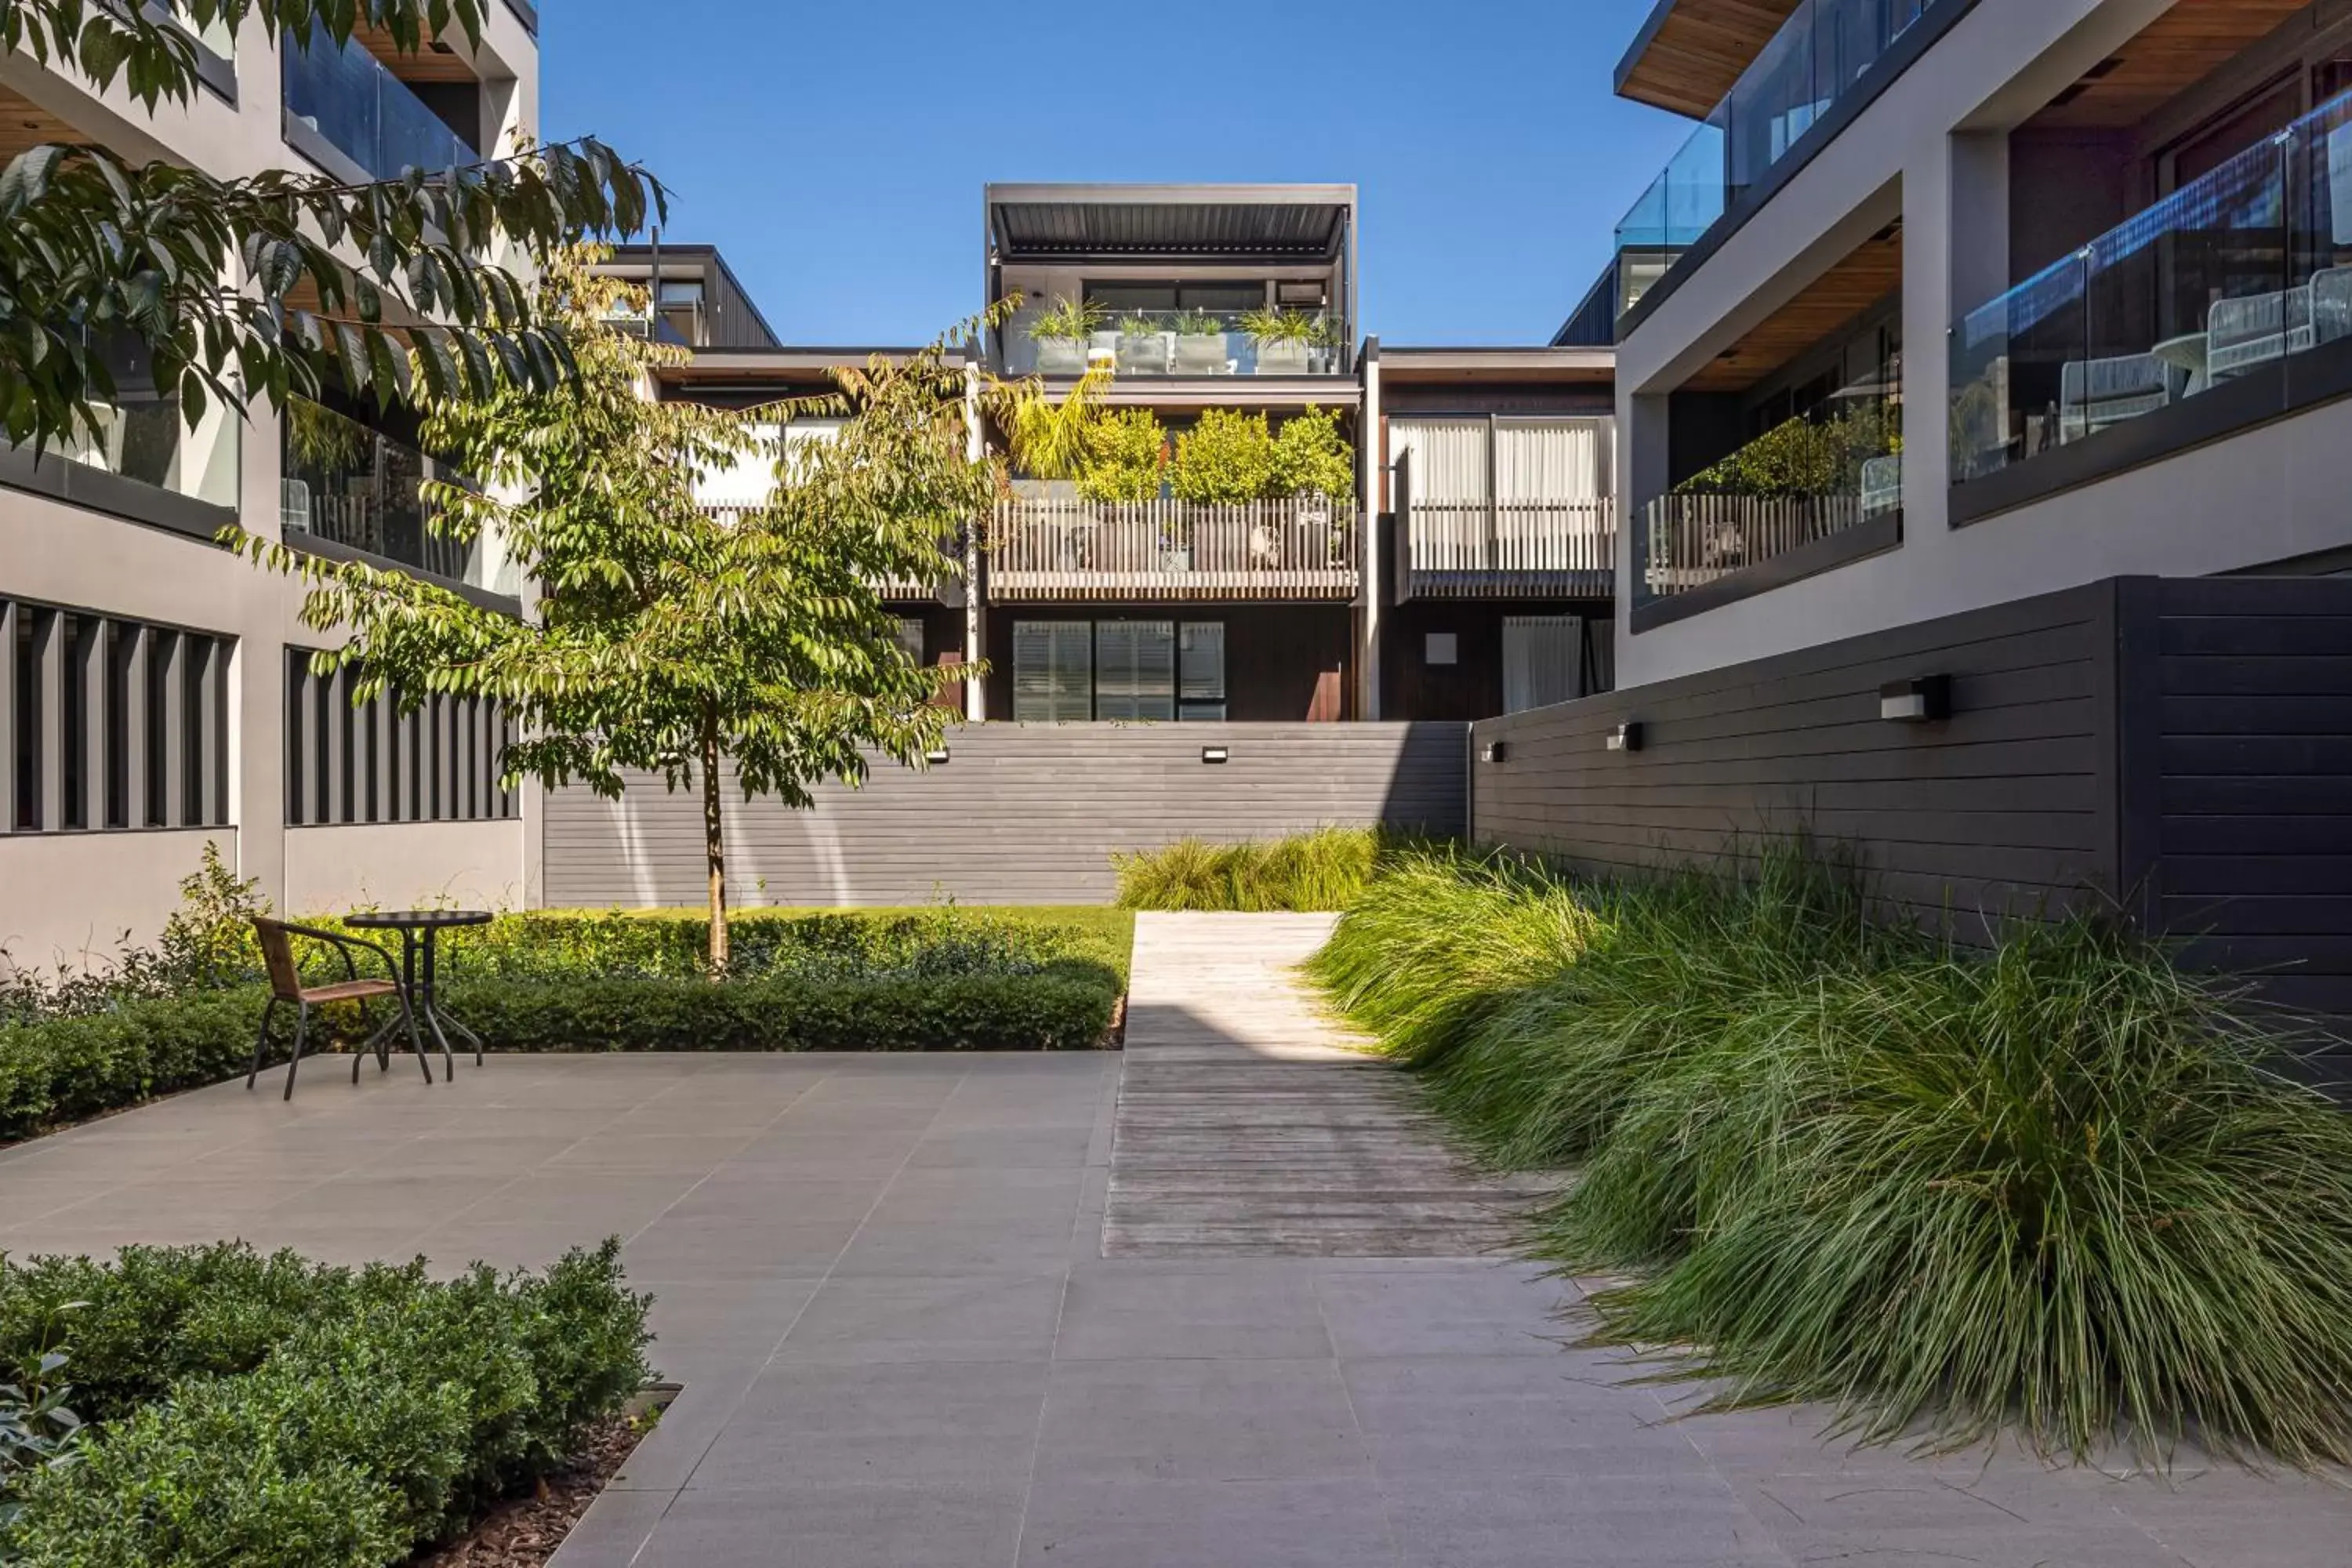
(543, 0), (1691, 347)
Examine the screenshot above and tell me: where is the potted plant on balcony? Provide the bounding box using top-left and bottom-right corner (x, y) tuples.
(1116, 313), (1170, 376)
(1172, 309), (1231, 376)
(1310, 314), (1349, 374)
(1029, 298), (1102, 376)
(1243, 307), (1321, 375)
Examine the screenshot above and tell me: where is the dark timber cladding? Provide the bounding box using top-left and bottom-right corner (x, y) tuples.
(542, 723), (1467, 908)
(1468, 575), (2352, 1020)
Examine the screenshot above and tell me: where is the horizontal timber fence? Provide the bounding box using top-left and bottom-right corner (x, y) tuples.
(1468, 575), (2352, 1023)
(543, 722), (1468, 909)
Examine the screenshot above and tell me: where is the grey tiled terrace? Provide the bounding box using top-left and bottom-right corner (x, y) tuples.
(0, 913), (2344, 1565)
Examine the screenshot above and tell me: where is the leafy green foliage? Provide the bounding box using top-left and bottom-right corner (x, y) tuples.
(0, 1240), (651, 1566)
(1271, 405), (1355, 502)
(0, 1), (662, 455)
(0, 1350), (83, 1543)
(1169, 408), (1278, 503)
(1675, 401), (1899, 497)
(1311, 846), (2352, 1465)
(1168, 407), (1354, 503)
(233, 249), (991, 970)
(1239, 307), (1324, 346)
(1113, 828), (1403, 913)
(1074, 408), (1167, 503)
(1027, 296), (1103, 343)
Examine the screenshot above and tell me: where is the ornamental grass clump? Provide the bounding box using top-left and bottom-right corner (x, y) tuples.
(1312, 845), (2352, 1466)
(1113, 826), (1395, 913)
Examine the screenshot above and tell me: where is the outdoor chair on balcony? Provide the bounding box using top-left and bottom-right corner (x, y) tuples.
(2206, 286), (2315, 383)
(2059, 354), (2187, 445)
(245, 917), (424, 1102)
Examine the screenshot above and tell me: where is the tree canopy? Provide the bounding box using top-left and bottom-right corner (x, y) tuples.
(0, 0), (661, 454)
(233, 249), (991, 968)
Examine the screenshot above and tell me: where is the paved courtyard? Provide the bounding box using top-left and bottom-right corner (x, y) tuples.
(0, 913), (2345, 1566)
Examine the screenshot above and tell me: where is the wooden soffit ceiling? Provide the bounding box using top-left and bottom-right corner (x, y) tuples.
(0, 84), (92, 164)
(1685, 225), (1902, 393)
(2025, 0), (2314, 130)
(1617, 0), (1805, 118)
(355, 22), (481, 82)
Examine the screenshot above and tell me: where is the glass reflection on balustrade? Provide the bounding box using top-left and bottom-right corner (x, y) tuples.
(1614, 0), (1936, 321)
(280, 396), (513, 593)
(53, 332), (240, 508)
(1953, 89), (2352, 482)
(282, 31), (474, 180)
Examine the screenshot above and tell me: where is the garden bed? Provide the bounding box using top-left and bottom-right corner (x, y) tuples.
(412, 1385), (674, 1568)
(1311, 844), (2352, 1467)
(0, 1240), (655, 1568)
(0, 895), (1134, 1144)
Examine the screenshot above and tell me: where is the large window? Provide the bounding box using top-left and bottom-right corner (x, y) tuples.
(1011, 619), (1227, 722)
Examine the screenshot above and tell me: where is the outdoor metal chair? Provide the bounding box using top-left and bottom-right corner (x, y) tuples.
(245, 918), (425, 1102)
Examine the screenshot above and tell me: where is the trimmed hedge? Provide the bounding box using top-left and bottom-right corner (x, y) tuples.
(0, 1240), (650, 1567)
(440, 972), (1116, 1053)
(0, 967), (1119, 1143)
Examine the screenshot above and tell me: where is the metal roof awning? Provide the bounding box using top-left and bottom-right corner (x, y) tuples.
(987, 183), (1355, 264)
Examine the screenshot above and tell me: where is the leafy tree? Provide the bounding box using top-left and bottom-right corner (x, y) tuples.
(1169, 408), (1278, 503)
(233, 251), (990, 971)
(1270, 405), (1355, 501)
(1073, 409), (1167, 502)
(0, 0), (661, 456)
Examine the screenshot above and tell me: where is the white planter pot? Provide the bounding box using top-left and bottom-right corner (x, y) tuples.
(1116, 332), (1170, 375)
(1254, 339), (1312, 375)
(1174, 333), (1230, 375)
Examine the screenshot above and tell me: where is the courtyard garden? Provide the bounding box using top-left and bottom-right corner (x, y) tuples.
(0, 850), (1131, 1145)
(1121, 829), (2352, 1467)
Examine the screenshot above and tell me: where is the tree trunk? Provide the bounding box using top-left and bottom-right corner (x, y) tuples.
(699, 704), (729, 975)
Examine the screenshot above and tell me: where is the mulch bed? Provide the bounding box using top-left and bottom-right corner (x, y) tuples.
(411, 1408), (658, 1568)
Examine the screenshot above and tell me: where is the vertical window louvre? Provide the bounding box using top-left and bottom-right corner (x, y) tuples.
(1094, 621), (1174, 723)
(1178, 622), (1227, 721)
(283, 649), (510, 825)
(0, 598), (230, 834)
(1012, 621), (1093, 723)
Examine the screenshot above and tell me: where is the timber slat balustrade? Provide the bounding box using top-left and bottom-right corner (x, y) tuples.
(1399, 498), (1617, 600)
(989, 496), (1360, 602)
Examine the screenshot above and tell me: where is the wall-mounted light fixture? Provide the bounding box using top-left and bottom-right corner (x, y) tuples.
(1879, 676), (1951, 724)
(1607, 722), (1643, 753)
(1481, 741), (1509, 764)
(1201, 746), (1229, 765)
(924, 746), (952, 764)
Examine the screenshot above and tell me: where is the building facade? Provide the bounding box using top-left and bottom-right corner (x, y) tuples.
(0, 7), (541, 973)
(652, 186), (1622, 731)
(1465, 0), (2352, 1018)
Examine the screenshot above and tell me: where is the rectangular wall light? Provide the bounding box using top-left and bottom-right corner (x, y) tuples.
(1481, 741), (1508, 764)
(1201, 746), (1229, 764)
(924, 746), (952, 764)
(1607, 722), (1643, 753)
(1879, 676), (1951, 723)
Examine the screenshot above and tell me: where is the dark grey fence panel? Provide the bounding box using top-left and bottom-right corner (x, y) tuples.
(543, 722), (1467, 909)
(1468, 583), (2123, 938)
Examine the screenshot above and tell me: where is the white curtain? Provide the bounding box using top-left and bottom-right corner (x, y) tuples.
(1495, 418), (1611, 503)
(1389, 419), (1490, 503)
(1503, 615), (1583, 715)
(695, 419), (844, 510)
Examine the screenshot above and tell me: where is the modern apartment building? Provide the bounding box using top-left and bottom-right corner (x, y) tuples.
(1606, 0), (2352, 684)
(653, 185), (1622, 728)
(0, 7), (542, 973)
(1467, 0), (2352, 1019)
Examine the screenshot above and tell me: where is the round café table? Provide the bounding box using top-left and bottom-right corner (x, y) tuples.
(343, 909), (493, 1083)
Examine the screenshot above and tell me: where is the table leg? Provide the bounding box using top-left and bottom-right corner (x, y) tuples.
(422, 931), (455, 1082)
(404, 931), (432, 1083)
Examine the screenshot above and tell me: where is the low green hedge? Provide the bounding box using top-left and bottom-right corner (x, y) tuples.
(0, 1240), (650, 1567)
(0, 966), (1120, 1143)
(441, 972), (1115, 1053)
